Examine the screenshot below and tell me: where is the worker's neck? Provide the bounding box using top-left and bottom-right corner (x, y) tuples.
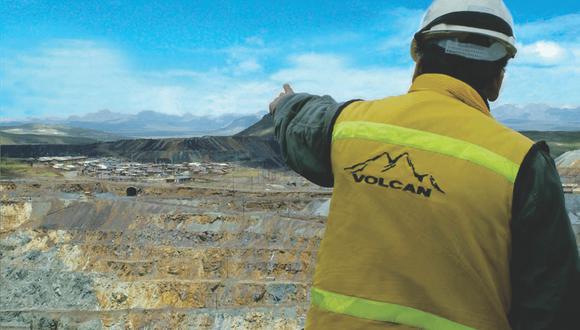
(412, 71), (491, 111)
(477, 90), (491, 110)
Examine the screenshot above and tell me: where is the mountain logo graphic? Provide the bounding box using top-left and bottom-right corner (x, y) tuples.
(344, 151), (445, 198)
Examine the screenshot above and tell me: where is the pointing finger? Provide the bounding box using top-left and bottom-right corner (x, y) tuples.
(283, 83), (294, 94)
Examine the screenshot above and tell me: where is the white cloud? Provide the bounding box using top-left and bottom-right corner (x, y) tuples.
(522, 41), (565, 59)
(271, 53), (413, 101)
(234, 58), (262, 75)
(516, 40), (570, 65)
(221, 38), (274, 76)
(1, 40), (416, 119)
(2, 9), (579, 121)
(0, 40), (276, 118)
(1, 40), (153, 117)
(499, 61), (580, 105)
(497, 14), (580, 106)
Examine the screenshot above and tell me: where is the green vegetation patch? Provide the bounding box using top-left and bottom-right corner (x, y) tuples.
(520, 131), (580, 158)
(0, 158), (62, 178)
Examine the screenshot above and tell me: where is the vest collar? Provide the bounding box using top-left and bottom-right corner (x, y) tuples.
(409, 74), (491, 116)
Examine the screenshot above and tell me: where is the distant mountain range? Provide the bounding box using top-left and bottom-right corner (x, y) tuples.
(0, 110), (263, 138)
(0, 104), (577, 145)
(492, 104), (580, 131)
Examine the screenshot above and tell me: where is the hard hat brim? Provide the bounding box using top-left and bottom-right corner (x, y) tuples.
(416, 24), (516, 56)
(411, 25), (517, 62)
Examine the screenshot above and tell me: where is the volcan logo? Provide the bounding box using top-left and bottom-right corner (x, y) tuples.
(344, 152), (445, 198)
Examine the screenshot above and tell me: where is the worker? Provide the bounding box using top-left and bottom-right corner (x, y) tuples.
(268, 0), (580, 329)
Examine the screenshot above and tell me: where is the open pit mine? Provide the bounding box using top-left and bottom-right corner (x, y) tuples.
(0, 162), (333, 329)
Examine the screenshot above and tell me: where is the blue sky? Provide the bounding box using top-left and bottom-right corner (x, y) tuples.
(1, 0), (579, 119)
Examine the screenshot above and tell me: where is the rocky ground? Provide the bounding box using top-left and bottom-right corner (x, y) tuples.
(0, 175), (329, 329)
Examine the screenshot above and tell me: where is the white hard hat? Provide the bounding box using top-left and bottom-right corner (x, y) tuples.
(411, 0), (517, 62)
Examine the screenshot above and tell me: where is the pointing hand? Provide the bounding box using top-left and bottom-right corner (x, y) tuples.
(269, 83), (295, 115)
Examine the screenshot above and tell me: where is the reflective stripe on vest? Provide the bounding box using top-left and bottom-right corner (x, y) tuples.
(332, 121), (520, 183)
(311, 287), (475, 330)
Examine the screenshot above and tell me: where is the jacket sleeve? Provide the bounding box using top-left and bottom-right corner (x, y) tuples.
(509, 142), (580, 330)
(272, 93), (358, 187)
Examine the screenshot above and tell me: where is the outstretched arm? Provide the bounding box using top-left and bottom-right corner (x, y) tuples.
(269, 84), (357, 187)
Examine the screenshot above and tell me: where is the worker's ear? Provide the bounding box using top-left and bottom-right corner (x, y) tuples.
(484, 68), (505, 102)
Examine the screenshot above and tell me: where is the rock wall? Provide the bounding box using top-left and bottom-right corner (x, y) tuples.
(0, 186), (328, 329)
(0, 201), (32, 234)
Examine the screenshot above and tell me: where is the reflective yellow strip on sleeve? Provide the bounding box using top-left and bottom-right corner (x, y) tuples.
(333, 121), (519, 183)
(311, 287), (475, 330)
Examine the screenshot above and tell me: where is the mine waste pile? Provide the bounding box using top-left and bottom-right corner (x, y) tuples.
(0, 176), (331, 329)
(0, 135), (284, 169)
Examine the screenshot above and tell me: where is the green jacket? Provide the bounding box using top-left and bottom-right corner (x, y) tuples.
(272, 90), (580, 330)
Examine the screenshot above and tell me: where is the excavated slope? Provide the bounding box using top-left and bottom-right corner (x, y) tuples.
(556, 150), (580, 184)
(0, 181), (329, 329)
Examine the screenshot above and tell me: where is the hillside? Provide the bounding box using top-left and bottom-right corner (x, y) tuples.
(1, 110), (262, 138)
(0, 136), (284, 168)
(494, 104), (580, 131)
(235, 114), (274, 137)
(0, 124), (125, 145)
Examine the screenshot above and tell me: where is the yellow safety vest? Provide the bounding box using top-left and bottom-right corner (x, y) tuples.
(306, 74), (533, 330)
